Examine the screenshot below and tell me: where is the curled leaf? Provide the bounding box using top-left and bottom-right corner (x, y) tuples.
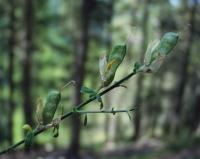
(133, 61), (142, 73)
(159, 32), (179, 56)
(99, 45), (126, 87)
(53, 125), (59, 138)
(23, 124), (32, 132)
(144, 32), (179, 72)
(80, 86), (96, 95)
(99, 54), (108, 82)
(36, 97), (43, 124)
(105, 59), (117, 72)
(24, 131), (34, 151)
(23, 124), (34, 151)
(42, 90), (61, 125)
(144, 40), (160, 66)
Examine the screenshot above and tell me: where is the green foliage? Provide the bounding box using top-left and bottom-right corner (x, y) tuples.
(22, 124), (34, 151)
(99, 45), (126, 87)
(0, 30), (180, 154)
(133, 61), (142, 73)
(159, 32), (179, 56)
(42, 90), (61, 125)
(143, 32), (179, 72)
(81, 87), (104, 109)
(80, 86), (96, 96)
(52, 124), (59, 138)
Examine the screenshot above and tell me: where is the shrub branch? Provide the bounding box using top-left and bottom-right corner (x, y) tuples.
(0, 70), (140, 155)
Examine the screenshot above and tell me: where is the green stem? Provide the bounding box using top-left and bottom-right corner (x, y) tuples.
(75, 108), (136, 114)
(0, 70), (140, 155)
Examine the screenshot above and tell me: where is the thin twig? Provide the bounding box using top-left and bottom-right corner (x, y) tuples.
(0, 70), (140, 155)
(74, 108), (137, 114)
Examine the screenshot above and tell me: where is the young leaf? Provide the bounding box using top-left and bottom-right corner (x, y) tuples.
(80, 86), (96, 95)
(84, 114), (88, 126)
(53, 125), (59, 138)
(42, 90), (61, 125)
(144, 40), (160, 66)
(99, 54), (108, 82)
(144, 32), (179, 73)
(24, 131), (34, 151)
(159, 32), (179, 56)
(133, 61), (142, 73)
(36, 97), (43, 124)
(99, 45), (127, 87)
(23, 124), (34, 151)
(105, 59), (117, 71)
(23, 124), (32, 132)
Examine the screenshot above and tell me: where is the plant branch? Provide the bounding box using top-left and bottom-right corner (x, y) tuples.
(0, 70), (141, 155)
(74, 108), (137, 114)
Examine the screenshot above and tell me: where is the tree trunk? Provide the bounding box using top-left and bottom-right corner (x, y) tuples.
(188, 80), (200, 132)
(132, 0), (150, 140)
(22, 0), (34, 126)
(67, 0), (94, 158)
(173, 0), (197, 134)
(7, 0), (16, 144)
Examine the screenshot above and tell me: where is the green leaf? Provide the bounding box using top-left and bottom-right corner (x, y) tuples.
(133, 62), (142, 73)
(159, 32), (179, 56)
(36, 98), (43, 124)
(99, 54), (108, 82)
(84, 114), (88, 126)
(143, 32), (179, 73)
(53, 125), (59, 138)
(80, 86), (96, 95)
(144, 40), (160, 66)
(89, 93), (97, 98)
(23, 124), (32, 132)
(108, 45), (126, 62)
(24, 131), (34, 151)
(99, 45), (127, 87)
(73, 107), (78, 112)
(42, 90), (61, 125)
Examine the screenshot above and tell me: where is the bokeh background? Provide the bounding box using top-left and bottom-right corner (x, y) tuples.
(0, 0), (200, 158)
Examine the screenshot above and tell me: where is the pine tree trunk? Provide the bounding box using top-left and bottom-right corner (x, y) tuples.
(7, 0), (16, 144)
(67, 0), (94, 158)
(173, 0), (197, 135)
(22, 0), (34, 126)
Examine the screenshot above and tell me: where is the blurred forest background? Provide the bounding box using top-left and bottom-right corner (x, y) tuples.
(0, 0), (200, 158)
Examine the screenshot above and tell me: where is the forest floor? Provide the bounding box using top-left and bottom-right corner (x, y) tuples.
(1, 138), (200, 159)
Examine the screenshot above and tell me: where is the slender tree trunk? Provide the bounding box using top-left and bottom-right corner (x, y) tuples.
(132, 0), (150, 140)
(22, 0), (34, 126)
(67, 0), (94, 158)
(188, 79), (200, 132)
(7, 0), (16, 144)
(173, 0), (197, 134)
